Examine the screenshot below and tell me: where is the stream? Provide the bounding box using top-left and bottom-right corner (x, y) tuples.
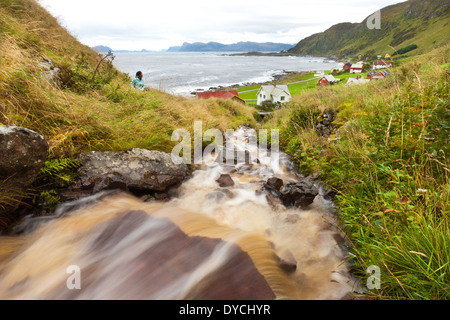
(0, 126), (359, 299)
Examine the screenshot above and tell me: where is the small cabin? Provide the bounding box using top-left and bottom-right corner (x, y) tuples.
(317, 75), (340, 86)
(350, 62), (364, 74)
(372, 60), (392, 70)
(367, 70), (390, 80)
(256, 85), (291, 106)
(342, 63), (352, 70)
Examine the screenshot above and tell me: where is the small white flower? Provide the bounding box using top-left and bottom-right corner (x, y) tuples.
(416, 188), (427, 194)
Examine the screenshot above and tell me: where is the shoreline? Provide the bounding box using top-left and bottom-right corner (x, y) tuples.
(190, 70), (312, 95)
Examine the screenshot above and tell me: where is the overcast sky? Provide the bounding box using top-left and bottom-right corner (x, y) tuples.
(37, 0), (407, 51)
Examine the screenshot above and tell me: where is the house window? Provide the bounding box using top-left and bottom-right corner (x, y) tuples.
(281, 96), (285, 101)
(260, 94), (262, 98)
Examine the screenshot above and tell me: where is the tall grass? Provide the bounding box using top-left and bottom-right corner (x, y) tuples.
(0, 0), (257, 223)
(268, 44), (450, 299)
(0, 0), (256, 158)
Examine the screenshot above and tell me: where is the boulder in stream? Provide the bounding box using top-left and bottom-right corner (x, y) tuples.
(62, 148), (187, 201)
(0, 126), (49, 215)
(264, 177), (284, 192)
(216, 174), (235, 188)
(280, 177), (319, 209)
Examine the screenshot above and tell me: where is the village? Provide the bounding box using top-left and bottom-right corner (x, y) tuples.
(192, 54), (394, 112)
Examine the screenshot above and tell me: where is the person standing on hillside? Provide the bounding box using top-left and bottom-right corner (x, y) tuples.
(130, 71), (145, 91)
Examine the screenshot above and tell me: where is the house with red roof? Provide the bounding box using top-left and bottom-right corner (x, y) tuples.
(372, 60), (392, 70)
(317, 75), (341, 86)
(367, 70), (391, 80)
(350, 62), (364, 74)
(343, 63), (352, 70)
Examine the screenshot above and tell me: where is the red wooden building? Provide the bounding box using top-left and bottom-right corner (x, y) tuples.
(343, 63), (352, 70)
(317, 75), (340, 86)
(367, 70), (390, 80)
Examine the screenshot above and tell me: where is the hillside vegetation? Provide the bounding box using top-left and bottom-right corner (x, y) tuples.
(0, 0), (255, 159)
(0, 0), (255, 227)
(289, 0), (450, 59)
(266, 44), (449, 299)
(1, 0), (449, 301)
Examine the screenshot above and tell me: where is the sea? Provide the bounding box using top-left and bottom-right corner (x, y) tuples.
(112, 52), (343, 96)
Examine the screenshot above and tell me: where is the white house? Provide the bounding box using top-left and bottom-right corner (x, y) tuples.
(257, 85), (291, 106)
(350, 62), (364, 74)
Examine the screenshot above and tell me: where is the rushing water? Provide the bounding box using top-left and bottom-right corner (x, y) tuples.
(0, 126), (360, 300)
(112, 52), (342, 96)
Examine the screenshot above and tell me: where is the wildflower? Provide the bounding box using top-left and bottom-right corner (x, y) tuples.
(416, 188), (427, 194)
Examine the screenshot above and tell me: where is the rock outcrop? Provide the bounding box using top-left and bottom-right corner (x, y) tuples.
(216, 174), (235, 188)
(279, 176), (320, 209)
(0, 126), (49, 215)
(315, 108), (338, 136)
(62, 148), (187, 201)
(40, 57), (60, 85)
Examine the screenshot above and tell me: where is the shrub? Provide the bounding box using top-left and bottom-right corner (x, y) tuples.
(393, 44), (418, 56)
(259, 100), (279, 111)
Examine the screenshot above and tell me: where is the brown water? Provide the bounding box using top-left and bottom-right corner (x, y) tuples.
(0, 127), (359, 300)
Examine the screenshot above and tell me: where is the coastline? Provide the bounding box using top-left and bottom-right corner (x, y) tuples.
(193, 70), (311, 95)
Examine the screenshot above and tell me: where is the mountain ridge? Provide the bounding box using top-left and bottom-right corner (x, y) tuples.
(167, 41), (294, 52)
(288, 0), (450, 58)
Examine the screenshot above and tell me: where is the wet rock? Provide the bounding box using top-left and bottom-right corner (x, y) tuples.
(284, 213), (300, 224)
(237, 164), (254, 173)
(332, 232), (346, 245)
(257, 177), (285, 209)
(310, 172), (321, 180)
(10, 204), (276, 299)
(154, 193), (168, 201)
(280, 177), (319, 209)
(264, 177), (284, 191)
(62, 148), (187, 201)
(275, 250), (297, 273)
(92, 177), (127, 194)
(265, 192), (284, 209)
(216, 174), (235, 188)
(0, 126), (49, 215)
(206, 188), (234, 202)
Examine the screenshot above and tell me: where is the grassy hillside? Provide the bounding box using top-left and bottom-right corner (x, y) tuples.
(0, 0), (256, 158)
(266, 44), (449, 299)
(289, 0), (450, 59)
(0, 0), (256, 226)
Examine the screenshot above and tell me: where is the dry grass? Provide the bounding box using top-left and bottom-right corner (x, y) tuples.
(0, 0), (256, 158)
(269, 43), (450, 299)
